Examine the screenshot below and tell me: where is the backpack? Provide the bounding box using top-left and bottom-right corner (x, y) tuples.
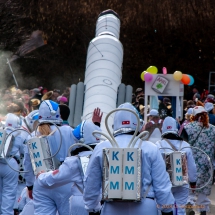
(0, 128), (14, 161)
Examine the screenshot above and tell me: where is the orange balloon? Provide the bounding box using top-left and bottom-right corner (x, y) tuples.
(181, 74), (190, 85)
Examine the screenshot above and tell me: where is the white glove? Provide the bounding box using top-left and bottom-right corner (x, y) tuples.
(85, 202), (101, 213)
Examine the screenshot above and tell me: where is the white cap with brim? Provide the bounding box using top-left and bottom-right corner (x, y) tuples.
(204, 102), (214, 112)
(185, 108), (193, 115)
(161, 116), (178, 137)
(147, 109), (159, 117)
(192, 106), (207, 116)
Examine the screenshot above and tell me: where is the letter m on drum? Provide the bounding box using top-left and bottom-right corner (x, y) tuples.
(110, 166), (119, 174)
(35, 161), (42, 167)
(33, 152), (40, 159)
(125, 166), (134, 174)
(176, 168), (181, 173)
(110, 182), (119, 190)
(176, 176), (182, 181)
(125, 182), (134, 190)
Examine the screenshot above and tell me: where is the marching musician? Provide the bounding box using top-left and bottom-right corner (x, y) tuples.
(83, 103), (175, 215)
(37, 120), (102, 215)
(0, 113), (25, 215)
(182, 106), (215, 215)
(23, 100), (76, 215)
(155, 117), (197, 215)
(142, 109), (163, 143)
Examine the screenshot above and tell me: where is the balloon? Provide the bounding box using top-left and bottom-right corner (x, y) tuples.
(140, 71), (147, 81)
(146, 66), (158, 74)
(144, 72), (153, 82)
(173, 71), (183, 81)
(162, 67), (167, 75)
(188, 75), (194, 86)
(181, 74), (190, 85)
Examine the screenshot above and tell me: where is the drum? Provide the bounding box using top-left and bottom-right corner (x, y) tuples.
(27, 136), (61, 175)
(162, 151), (188, 187)
(102, 147), (142, 201)
(0, 129), (14, 159)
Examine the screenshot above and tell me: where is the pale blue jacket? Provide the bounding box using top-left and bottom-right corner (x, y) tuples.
(23, 125), (76, 186)
(5, 128), (25, 159)
(83, 134), (175, 213)
(155, 139), (197, 183)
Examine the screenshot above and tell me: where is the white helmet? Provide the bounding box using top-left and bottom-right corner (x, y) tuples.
(161, 116), (178, 137)
(113, 103), (144, 136)
(39, 100), (62, 124)
(72, 120), (102, 144)
(5, 113), (22, 130)
(24, 110), (39, 132)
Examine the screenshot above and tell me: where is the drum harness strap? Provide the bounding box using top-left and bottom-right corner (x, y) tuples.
(138, 140), (153, 200)
(67, 143), (94, 194)
(74, 155), (88, 194)
(7, 131), (21, 160)
(23, 118), (32, 132)
(162, 138), (182, 152)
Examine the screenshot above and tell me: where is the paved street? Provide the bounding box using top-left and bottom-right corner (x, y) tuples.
(193, 185), (215, 215)
(208, 185), (215, 215)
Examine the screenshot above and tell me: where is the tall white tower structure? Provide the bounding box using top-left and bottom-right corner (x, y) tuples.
(82, 10), (123, 132)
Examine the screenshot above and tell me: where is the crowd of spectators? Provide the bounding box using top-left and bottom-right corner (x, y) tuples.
(133, 85), (215, 126)
(0, 86), (71, 118)
(134, 85), (215, 189)
(2, 84), (215, 127)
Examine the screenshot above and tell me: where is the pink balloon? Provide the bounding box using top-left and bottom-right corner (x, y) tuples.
(162, 67), (167, 75)
(144, 72), (153, 82)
